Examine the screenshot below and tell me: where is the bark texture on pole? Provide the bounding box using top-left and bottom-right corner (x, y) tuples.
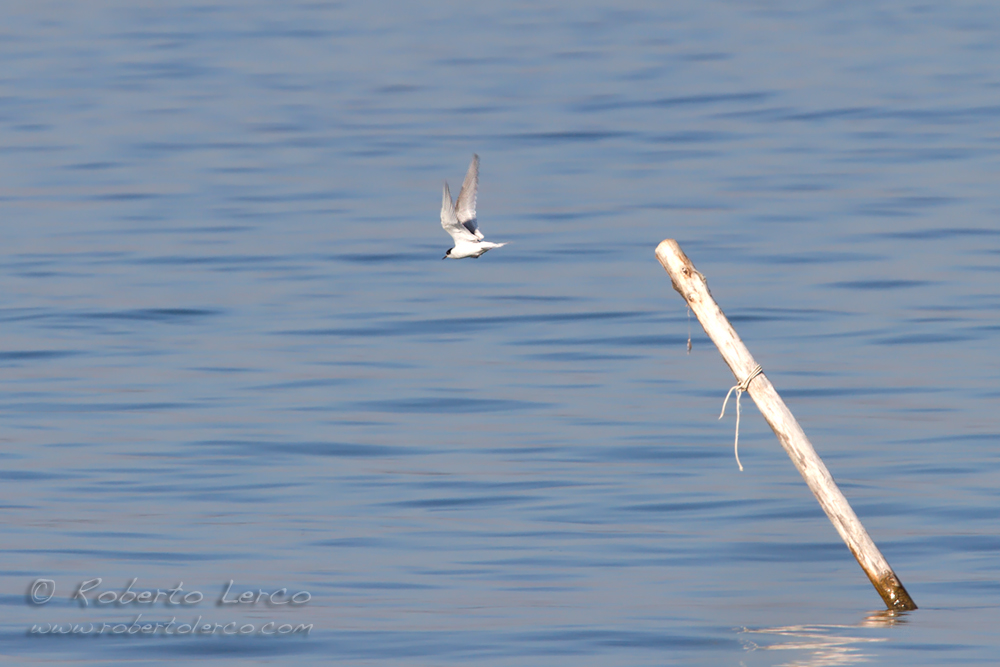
(655, 239), (916, 611)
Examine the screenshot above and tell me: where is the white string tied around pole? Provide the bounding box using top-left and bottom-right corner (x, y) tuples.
(719, 363), (763, 471)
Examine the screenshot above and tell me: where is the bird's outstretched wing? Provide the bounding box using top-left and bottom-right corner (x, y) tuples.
(441, 182), (479, 243)
(455, 154), (483, 239)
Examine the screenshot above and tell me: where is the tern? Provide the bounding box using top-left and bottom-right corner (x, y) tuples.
(441, 154), (506, 259)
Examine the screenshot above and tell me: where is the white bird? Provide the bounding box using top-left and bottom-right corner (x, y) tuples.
(441, 154), (506, 259)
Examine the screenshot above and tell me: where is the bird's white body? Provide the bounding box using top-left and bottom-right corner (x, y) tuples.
(440, 154), (506, 259)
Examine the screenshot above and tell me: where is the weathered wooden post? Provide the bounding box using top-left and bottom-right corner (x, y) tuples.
(655, 239), (916, 611)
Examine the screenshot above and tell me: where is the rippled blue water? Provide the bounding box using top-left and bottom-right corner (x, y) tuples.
(2, 1), (999, 664)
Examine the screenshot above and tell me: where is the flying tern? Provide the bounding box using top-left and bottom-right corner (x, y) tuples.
(440, 154), (506, 259)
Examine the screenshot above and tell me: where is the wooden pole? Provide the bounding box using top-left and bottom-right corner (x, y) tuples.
(655, 239), (916, 611)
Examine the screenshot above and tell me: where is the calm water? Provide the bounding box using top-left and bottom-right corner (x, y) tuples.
(2, 1), (999, 664)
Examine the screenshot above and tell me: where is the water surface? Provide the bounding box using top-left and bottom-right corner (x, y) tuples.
(2, 1), (999, 664)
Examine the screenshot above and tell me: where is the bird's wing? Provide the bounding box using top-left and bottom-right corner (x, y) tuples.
(441, 182), (478, 243)
(455, 154), (483, 239)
